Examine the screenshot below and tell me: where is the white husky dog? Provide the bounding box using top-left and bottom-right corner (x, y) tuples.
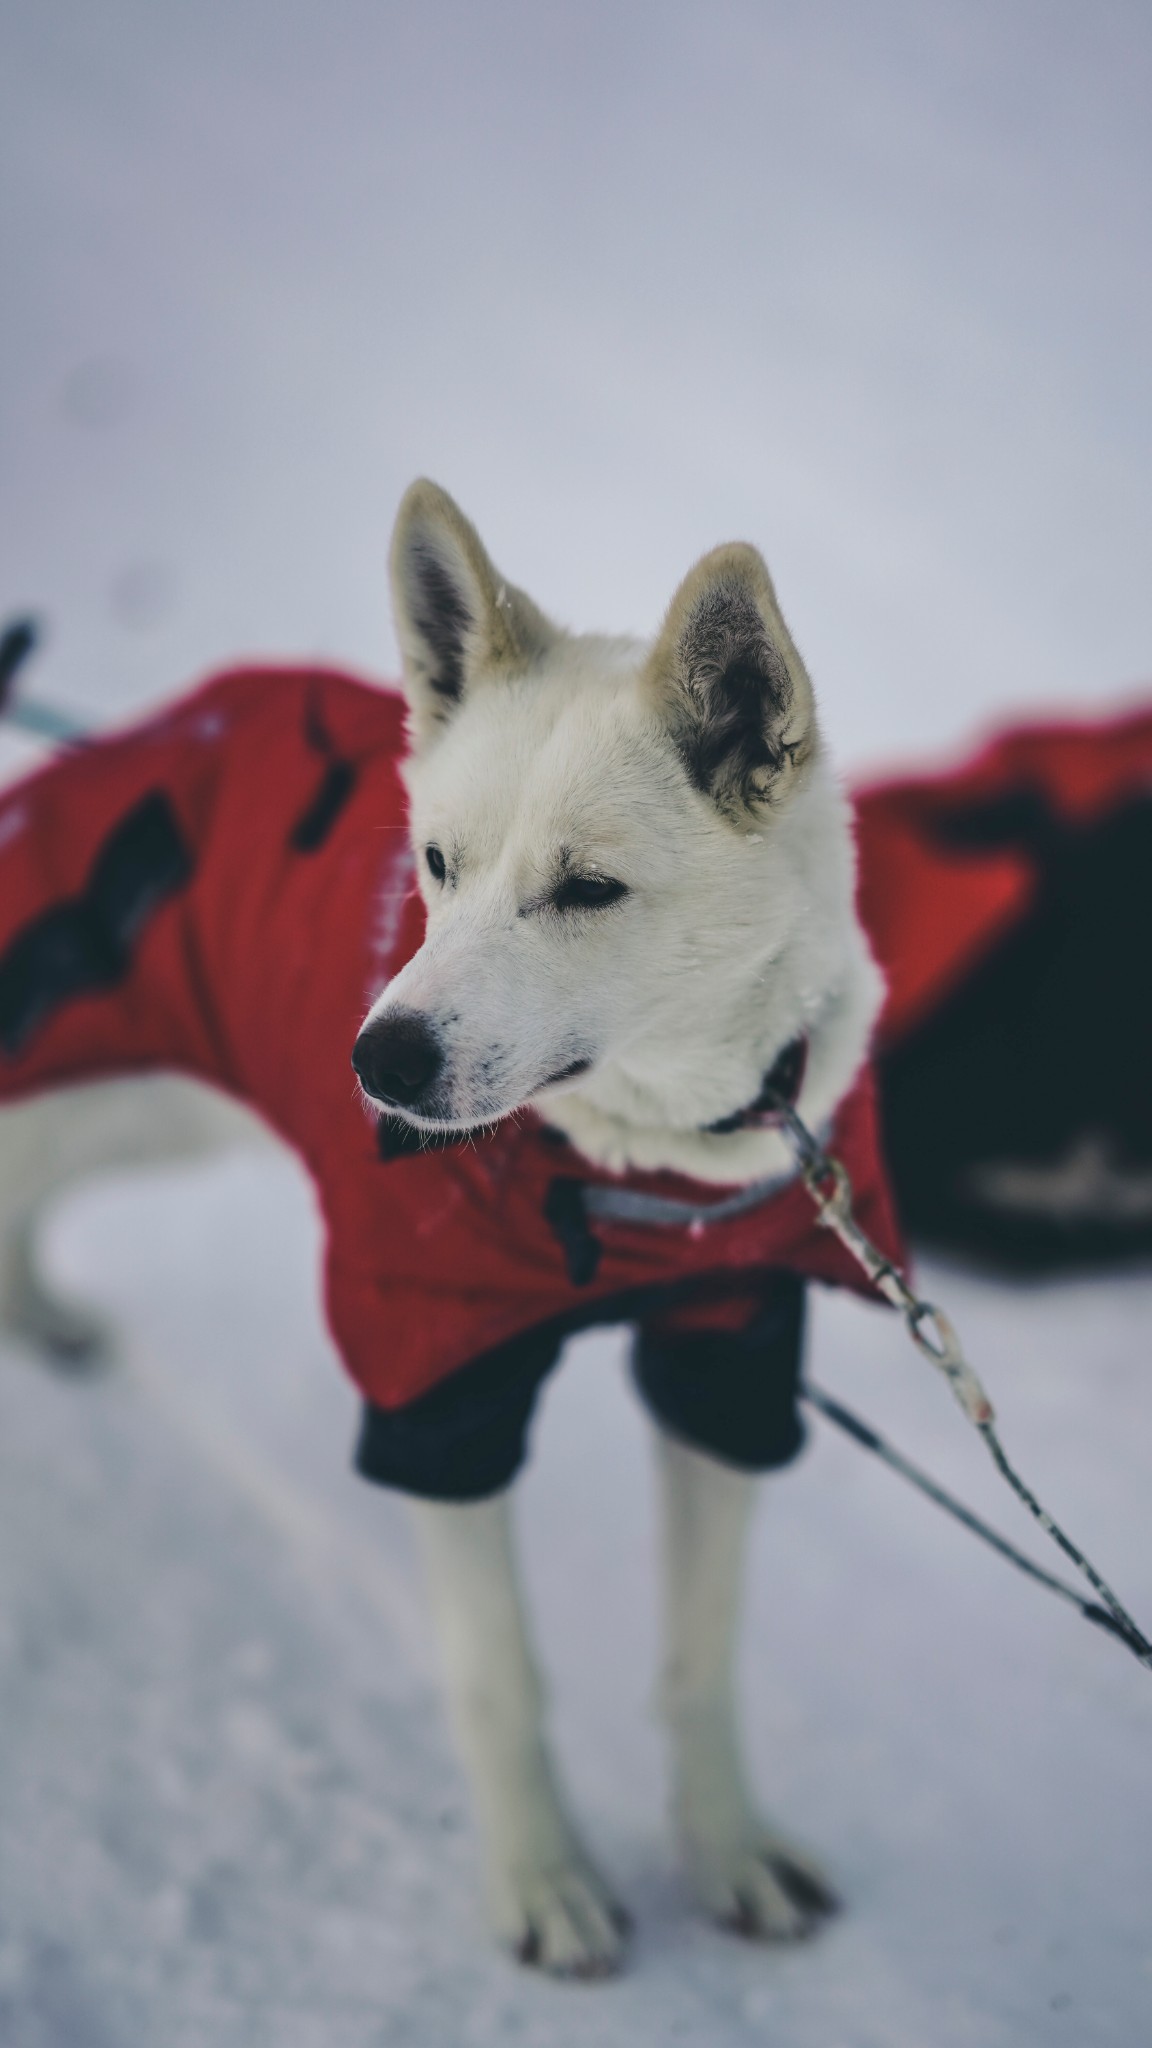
(0, 482), (882, 1977)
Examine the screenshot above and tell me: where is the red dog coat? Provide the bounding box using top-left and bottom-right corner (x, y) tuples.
(0, 667), (902, 1444)
(856, 699), (1152, 1270)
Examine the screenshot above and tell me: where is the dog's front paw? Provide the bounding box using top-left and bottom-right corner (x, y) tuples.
(682, 1823), (840, 1943)
(491, 1858), (632, 1980)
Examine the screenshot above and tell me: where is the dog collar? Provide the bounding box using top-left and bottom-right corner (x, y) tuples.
(542, 1035), (812, 1285)
(702, 1035), (808, 1136)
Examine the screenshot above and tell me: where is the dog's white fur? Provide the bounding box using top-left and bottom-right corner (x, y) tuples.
(0, 482), (881, 1977)
(375, 481), (881, 1187)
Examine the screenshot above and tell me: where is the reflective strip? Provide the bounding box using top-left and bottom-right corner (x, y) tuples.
(583, 1163), (797, 1230)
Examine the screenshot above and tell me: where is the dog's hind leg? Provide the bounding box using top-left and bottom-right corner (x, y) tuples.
(410, 1490), (631, 1978)
(653, 1426), (840, 1940)
(0, 1075), (264, 1366)
(0, 1087), (126, 1364)
(0, 1202), (109, 1366)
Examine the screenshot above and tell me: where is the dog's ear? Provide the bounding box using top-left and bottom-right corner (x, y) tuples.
(644, 543), (817, 821)
(389, 480), (558, 747)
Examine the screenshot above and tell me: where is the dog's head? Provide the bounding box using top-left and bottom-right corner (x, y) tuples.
(353, 480), (865, 1144)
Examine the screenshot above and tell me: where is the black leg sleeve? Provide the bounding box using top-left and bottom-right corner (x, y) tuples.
(631, 1274), (807, 1472)
(354, 1323), (565, 1502)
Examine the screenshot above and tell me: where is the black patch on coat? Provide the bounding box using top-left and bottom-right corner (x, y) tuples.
(879, 785), (1152, 1271)
(0, 790), (194, 1057)
(290, 758), (358, 852)
(543, 1176), (602, 1284)
(407, 539), (473, 703)
(289, 691), (358, 852)
(675, 586), (793, 810)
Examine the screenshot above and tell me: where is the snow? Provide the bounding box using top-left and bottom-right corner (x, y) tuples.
(1, 3), (1150, 2041)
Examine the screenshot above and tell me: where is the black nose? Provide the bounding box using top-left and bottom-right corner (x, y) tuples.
(352, 1012), (444, 1107)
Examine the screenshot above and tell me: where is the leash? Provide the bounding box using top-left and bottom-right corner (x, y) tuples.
(764, 1084), (1152, 1674)
(0, 618), (89, 744)
(799, 1381), (1149, 1654)
(4, 614), (1149, 1670)
(571, 1051), (1152, 1670)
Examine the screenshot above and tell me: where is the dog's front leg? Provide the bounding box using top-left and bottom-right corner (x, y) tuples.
(410, 1491), (630, 1977)
(654, 1427), (840, 1940)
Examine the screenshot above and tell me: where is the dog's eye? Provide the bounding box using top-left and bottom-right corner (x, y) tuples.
(425, 844), (446, 884)
(552, 875), (628, 913)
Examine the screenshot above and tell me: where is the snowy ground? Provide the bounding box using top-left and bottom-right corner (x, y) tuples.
(1, 4), (1151, 2043)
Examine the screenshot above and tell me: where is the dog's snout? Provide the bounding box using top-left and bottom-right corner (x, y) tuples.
(352, 1012), (443, 1108)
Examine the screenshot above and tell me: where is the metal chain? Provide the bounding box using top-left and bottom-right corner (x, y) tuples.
(772, 1099), (1152, 1673)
